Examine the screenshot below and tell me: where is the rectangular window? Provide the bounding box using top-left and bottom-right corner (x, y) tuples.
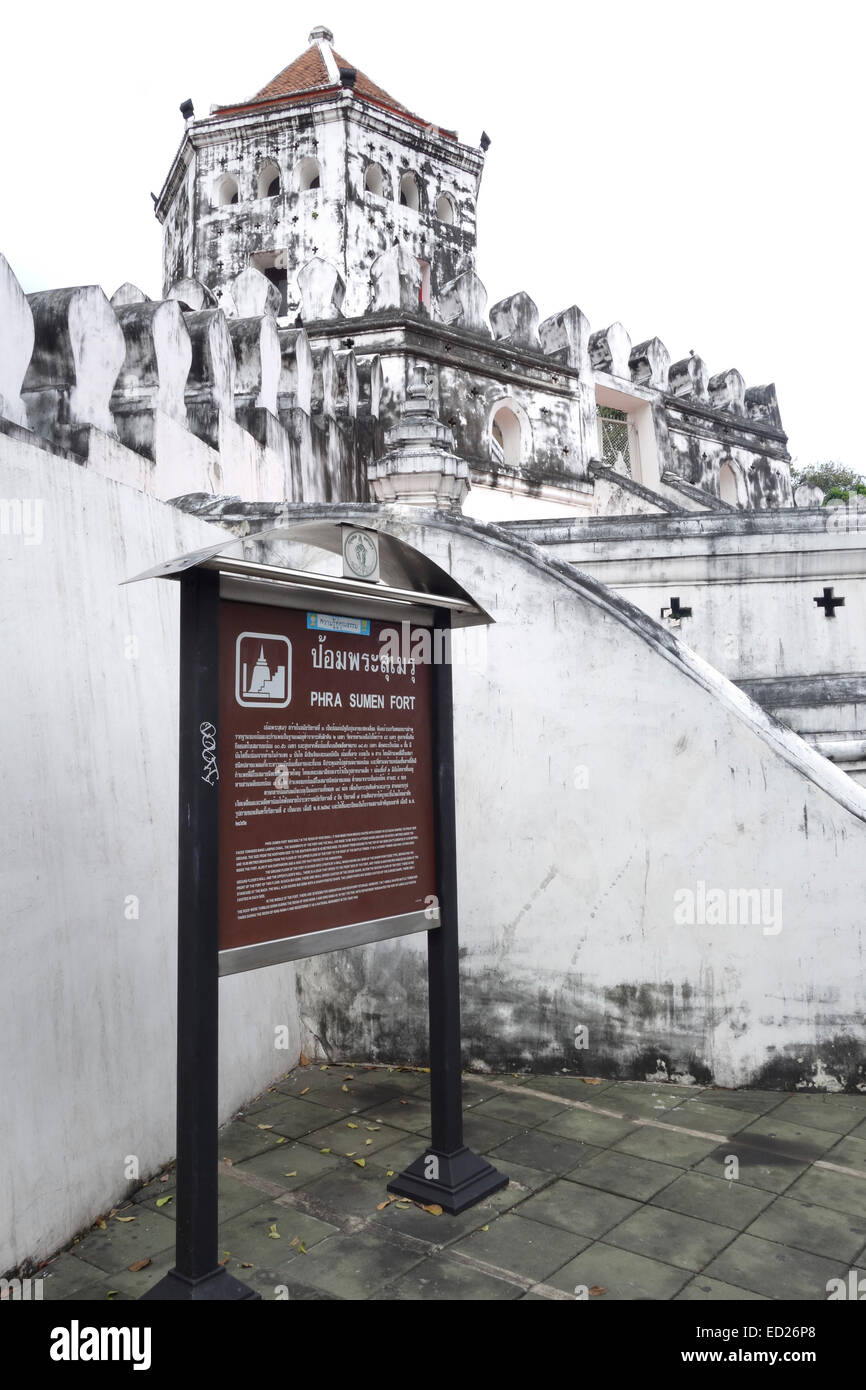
(597, 405), (632, 476)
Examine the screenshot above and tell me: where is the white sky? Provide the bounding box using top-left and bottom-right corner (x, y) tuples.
(2, 0), (863, 470)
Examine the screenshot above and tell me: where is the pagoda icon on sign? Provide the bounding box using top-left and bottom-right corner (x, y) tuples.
(245, 644), (286, 701)
(236, 632), (292, 708)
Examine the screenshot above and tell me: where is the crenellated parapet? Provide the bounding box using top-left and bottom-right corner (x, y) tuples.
(0, 252), (380, 510)
(0, 242), (795, 520)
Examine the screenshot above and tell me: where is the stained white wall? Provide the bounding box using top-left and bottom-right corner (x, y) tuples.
(0, 431), (302, 1273)
(296, 510), (866, 1093)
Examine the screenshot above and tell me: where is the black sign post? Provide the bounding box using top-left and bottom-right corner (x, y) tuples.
(386, 609), (508, 1212)
(142, 567), (257, 1300)
(130, 529), (506, 1300)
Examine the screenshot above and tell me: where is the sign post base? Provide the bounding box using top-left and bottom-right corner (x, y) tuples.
(387, 1146), (508, 1214)
(140, 1266), (260, 1301)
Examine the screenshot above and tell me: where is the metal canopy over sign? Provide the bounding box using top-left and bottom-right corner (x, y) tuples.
(128, 520), (507, 1302)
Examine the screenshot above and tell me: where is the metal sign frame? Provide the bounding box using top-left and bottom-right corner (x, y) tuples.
(132, 538), (506, 1301)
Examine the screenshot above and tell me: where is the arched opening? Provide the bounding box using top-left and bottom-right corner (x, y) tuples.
(296, 157), (321, 192)
(435, 193), (455, 224)
(215, 175), (239, 207)
(491, 404), (522, 468)
(417, 259), (431, 310)
(257, 161), (281, 199)
(719, 460), (739, 506)
(365, 162), (385, 196)
(399, 172), (420, 211)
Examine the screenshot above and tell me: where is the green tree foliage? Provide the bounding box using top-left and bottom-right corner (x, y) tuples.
(790, 461), (866, 493)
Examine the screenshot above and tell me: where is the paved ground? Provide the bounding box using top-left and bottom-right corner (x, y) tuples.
(39, 1068), (866, 1302)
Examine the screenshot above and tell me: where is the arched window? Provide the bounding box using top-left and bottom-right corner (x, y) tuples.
(399, 172), (420, 211)
(491, 405), (522, 468)
(435, 193), (455, 224)
(257, 161), (281, 199)
(365, 162), (385, 195)
(296, 156), (321, 192)
(719, 460), (739, 506)
(215, 175), (239, 207)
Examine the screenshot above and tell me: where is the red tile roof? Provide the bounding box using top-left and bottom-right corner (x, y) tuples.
(213, 40), (454, 138)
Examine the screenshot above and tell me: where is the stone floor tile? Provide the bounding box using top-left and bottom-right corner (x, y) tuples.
(216, 1120), (287, 1164)
(694, 1145), (809, 1194)
(784, 1165), (866, 1220)
(736, 1114), (843, 1162)
(651, 1171), (775, 1229)
(62, 1209), (178, 1275)
(39, 1253), (108, 1301)
(279, 1229), (425, 1300)
(232, 1140), (341, 1189)
(659, 1100), (754, 1135)
(487, 1130), (603, 1175)
(515, 1178), (640, 1239)
(468, 1091), (569, 1127)
(241, 1096), (346, 1139)
(216, 1201), (339, 1267)
(539, 1107), (638, 1148)
(452, 1212), (591, 1282)
(821, 1134), (866, 1175)
(772, 1093), (866, 1135)
(359, 1095), (431, 1132)
(373, 1253), (521, 1300)
(604, 1204), (736, 1271)
(547, 1241), (691, 1300)
(600, 1083), (689, 1117)
(568, 1149), (682, 1201)
(675, 1276), (769, 1301)
(611, 1125), (721, 1167)
(744, 1194), (866, 1262)
(703, 1232), (847, 1300)
(296, 1119), (410, 1157)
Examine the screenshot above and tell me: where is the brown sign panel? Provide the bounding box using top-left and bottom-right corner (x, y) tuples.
(218, 600), (436, 953)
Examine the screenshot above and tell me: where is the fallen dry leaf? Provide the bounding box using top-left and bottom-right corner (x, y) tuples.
(106, 1291), (119, 1300)
(341, 1084), (350, 1093)
(480, 1224), (489, 1231)
(289, 1236), (299, 1248)
(155, 1195), (173, 1208)
(257, 1124), (274, 1130)
(284, 1171), (298, 1178)
(300, 1087), (310, 1096)
(365, 1140), (373, 1146)
(298, 1241), (307, 1255)
(320, 1148), (331, 1155)
(115, 1216), (136, 1224)
(345, 1151), (356, 1157)
(583, 1078), (604, 1086)
(347, 1122), (358, 1129)
(589, 1285), (607, 1297)
(268, 1224), (280, 1239)
(128, 1258), (151, 1273)
(241, 1262), (253, 1269)
(224, 1158), (233, 1166)
(420, 1203), (443, 1215)
(353, 1158), (366, 1168)
(377, 1198), (395, 1211)
(386, 1170), (395, 1178)
(159, 1174), (170, 1182)
(275, 1137), (287, 1145)
(395, 1199), (413, 1209)
(299, 1052), (312, 1067)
